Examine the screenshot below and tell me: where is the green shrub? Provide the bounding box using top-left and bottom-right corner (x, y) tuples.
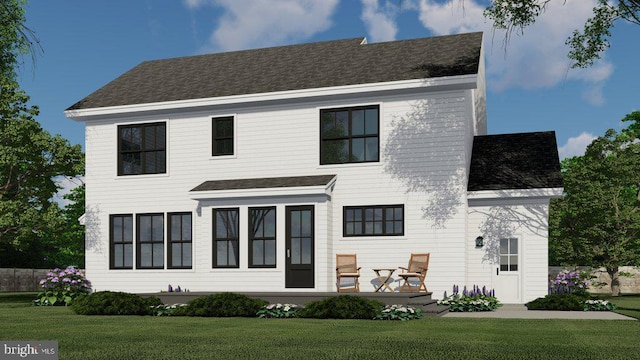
(151, 303), (189, 316)
(296, 295), (384, 319)
(71, 291), (161, 315)
(256, 303), (300, 318)
(172, 292), (267, 317)
(373, 304), (422, 321)
(525, 292), (587, 311)
(584, 299), (616, 311)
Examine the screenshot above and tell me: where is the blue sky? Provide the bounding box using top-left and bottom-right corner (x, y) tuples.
(19, 0), (639, 160)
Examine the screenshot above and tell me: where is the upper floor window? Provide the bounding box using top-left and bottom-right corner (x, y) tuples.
(344, 205), (404, 237)
(118, 122), (166, 175)
(320, 105), (379, 165)
(212, 116), (234, 156)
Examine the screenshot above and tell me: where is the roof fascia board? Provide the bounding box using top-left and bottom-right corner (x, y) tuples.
(190, 177), (336, 200)
(467, 187), (564, 201)
(65, 75), (478, 121)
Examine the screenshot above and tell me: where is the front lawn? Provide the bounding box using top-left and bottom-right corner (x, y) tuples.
(1, 293), (639, 360)
(598, 294), (640, 320)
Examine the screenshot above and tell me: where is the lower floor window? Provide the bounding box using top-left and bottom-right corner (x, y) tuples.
(249, 207), (276, 267)
(110, 215), (133, 269)
(168, 213), (192, 269)
(344, 205), (404, 236)
(213, 208), (240, 268)
(137, 214), (164, 269)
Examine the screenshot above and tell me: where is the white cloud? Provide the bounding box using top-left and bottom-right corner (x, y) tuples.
(360, 0), (399, 42)
(417, 0), (614, 102)
(418, 0), (486, 35)
(558, 132), (596, 159)
(183, 0), (208, 9)
(581, 84), (605, 106)
(185, 0), (339, 52)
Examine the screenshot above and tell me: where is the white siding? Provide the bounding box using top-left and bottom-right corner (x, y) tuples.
(78, 38), (555, 302)
(83, 88), (480, 294)
(467, 197), (551, 303)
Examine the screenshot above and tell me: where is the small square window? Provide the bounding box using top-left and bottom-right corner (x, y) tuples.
(212, 116), (234, 156)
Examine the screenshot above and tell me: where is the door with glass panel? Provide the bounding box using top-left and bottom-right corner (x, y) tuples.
(492, 237), (521, 303)
(285, 206), (314, 288)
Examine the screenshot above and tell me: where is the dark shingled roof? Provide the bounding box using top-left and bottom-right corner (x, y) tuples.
(68, 32), (483, 110)
(191, 175), (336, 192)
(468, 132), (563, 191)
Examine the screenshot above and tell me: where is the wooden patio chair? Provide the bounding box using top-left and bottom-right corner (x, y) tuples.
(398, 253), (430, 292)
(336, 254), (361, 292)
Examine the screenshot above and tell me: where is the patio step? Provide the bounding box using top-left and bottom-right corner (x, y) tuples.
(407, 293), (448, 316)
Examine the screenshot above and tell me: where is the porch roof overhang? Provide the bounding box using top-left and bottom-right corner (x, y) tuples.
(189, 174), (337, 200)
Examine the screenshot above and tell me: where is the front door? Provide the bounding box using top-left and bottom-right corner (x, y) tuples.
(285, 206), (314, 288)
(492, 237), (521, 303)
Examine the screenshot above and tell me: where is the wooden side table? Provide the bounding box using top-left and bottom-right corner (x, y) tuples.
(373, 268), (396, 292)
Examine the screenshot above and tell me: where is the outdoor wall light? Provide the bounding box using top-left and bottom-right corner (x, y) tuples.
(475, 236), (484, 248)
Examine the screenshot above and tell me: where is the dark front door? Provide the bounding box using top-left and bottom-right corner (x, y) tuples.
(285, 205), (314, 288)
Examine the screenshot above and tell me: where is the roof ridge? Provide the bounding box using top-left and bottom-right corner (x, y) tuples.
(140, 37), (368, 65)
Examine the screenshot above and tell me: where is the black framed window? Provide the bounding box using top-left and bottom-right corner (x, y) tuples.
(110, 215), (133, 269)
(213, 208), (239, 268)
(212, 116), (234, 156)
(118, 122), (166, 175)
(137, 213), (164, 269)
(344, 205), (404, 237)
(320, 105), (379, 165)
(249, 207), (276, 268)
(168, 213), (192, 269)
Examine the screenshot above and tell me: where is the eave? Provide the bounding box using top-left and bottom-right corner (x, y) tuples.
(467, 187), (564, 205)
(189, 183), (336, 201)
(64, 75), (478, 122)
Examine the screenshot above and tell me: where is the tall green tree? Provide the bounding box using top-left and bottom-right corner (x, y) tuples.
(485, 0), (640, 68)
(549, 111), (640, 296)
(55, 184), (85, 267)
(0, 0), (84, 267)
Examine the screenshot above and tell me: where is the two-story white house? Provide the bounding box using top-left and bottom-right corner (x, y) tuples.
(65, 32), (562, 303)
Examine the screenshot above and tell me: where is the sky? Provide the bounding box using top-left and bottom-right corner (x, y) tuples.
(18, 0), (640, 163)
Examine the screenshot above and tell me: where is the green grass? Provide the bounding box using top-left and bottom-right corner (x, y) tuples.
(1, 293), (639, 360)
(598, 294), (640, 320)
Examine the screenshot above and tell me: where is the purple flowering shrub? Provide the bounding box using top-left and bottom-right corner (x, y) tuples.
(437, 285), (501, 312)
(549, 269), (590, 296)
(34, 267), (92, 306)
